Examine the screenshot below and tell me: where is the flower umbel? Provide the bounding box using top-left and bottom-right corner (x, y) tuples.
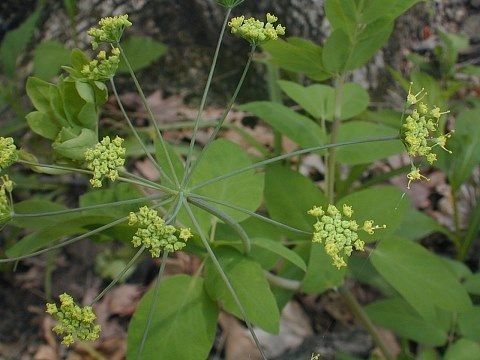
(228, 13), (286, 44)
(87, 14), (132, 49)
(45, 293), (101, 346)
(84, 136), (126, 188)
(0, 137), (18, 170)
(0, 177), (13, 223)
(128, 206), (192, 257)
(308, 204), (385, 268)
(81, 48), (120, 81)
(401, 84), (452, 187)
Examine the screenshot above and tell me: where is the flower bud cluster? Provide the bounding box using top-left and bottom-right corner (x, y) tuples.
(45, 293), (101, 346)
(81, 48), (120, 81)
(308, 204), (385, 268)
(0, 181), (11, 223)
(402, 83), (452, 188)
(84, 136), (126, 188)
(88, 14), (132, 49)
(228, 13), (286, 44)
(128, 206), (192, 257)
(0, 137), (17, 170)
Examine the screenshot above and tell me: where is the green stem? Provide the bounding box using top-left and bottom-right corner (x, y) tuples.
(183, 8), (232, 185)
(0, 216), (128, 264)
(183, 200), (267, 360)
(187, 196), (251, 254)
(264, 271), (301, 291)
(137, 194), (183, 359)
(117, 44), (180, 188)
(326, 75), (345, 203)
(189, 136), (400, 191)
(91, 246), (146, 304)
(119, 170), (177, 195)
(110, 77), (172, 185)
(14, 194), (163, 218)
(184, 45), (256, 186)
(188, 193), (311, 236)
(339, 287), (394, 360)
(18, 160), (165, 192)
(266, 62), (283, 156)
(459, 194), (480, 260)
(451, 189), (463, 252)
(137, 250), (169, 360)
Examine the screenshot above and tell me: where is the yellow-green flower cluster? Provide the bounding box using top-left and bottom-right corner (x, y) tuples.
(46, 293), (101, 346)
(0, 137), (17, 170)
(0, 178), (12, 223)
(228, 13), (286, 44)
(402, 83), (452, 188)
(128, 206), (193, 257)
(84, 136), (126, 188)
(81, 48), (120, 81)
(87, 14), (132, 49)
(308, 204), (385, 269)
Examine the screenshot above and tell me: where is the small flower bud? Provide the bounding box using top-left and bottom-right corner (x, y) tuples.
(84, 136), (126, 188)
(87, 14), (132, 49)
(0, 137), (18, 170)
(228, 13), (286, 45)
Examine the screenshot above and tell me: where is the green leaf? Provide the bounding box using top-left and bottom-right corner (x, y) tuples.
(33, 41), (70, 80)
(204, 247), (280, 333)
(323, 19), (393, 73)
(189, 139), (264, 223)
(302, 243), (346, 293)
(337, 186), (409, 242)
(365, 298), (449, 346)
(53, 128), (97, 160)
(11, 199), (68, 230)
(252, 238), (307, 271)
(77, 103), (98, 128)
(336, 121), (403, 165)
(458, 307), (480, 342)
(262, 37), (330, 81)
(70, 48), (90, 73)
(438, 109), (480, 189)
(0, 10), (40, 77)
(278, 80), (334, 120)
(126, 275), (218, 360)
(26, 77), (55, 113)
(278, 81), (369, 121)
(26, 111), (60, 140)
(75, 81), (95, 103)
(395, 210), (445, 241)
(371, 237), (472, 319)
(444, 339), (480, 360)
(264, 165), (327, 231)
(463, 273), (480, 295)
(239, 101), (326, 148)
(118, 36), (167, 73)
(325, 0), (358, 36)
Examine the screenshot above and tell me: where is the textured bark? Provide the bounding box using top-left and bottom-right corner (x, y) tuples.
(1, 0), (479, 102)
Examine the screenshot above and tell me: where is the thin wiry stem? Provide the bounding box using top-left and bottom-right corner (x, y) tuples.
(183, 45), (256, 186)
(183, 200), (267, 360)
(91, 245), (146, 304)
(187, 196), (251, 254)
(183, 8), (232, 186)
(189, 136), (400, 191)
(110, 77), (173, 185)
(117, 43), (180, 188)
(14, 194), (162, 218)
(0, 217), (128, 263)
(188, 193), (311, 236)
(137, 194), (183, 359)
(17, 160), (166, 192)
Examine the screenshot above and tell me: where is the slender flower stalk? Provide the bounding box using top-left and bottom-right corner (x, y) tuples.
(183, 8), (232, 188)
(184, 45), (256, 186)
(189, 136), (400, 191)
(183, 200), (268, 360)
(117, 44), (181, 188)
